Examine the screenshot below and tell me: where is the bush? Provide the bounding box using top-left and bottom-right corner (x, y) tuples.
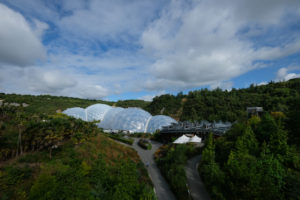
(155, 144), (196, 200)
(107, 134), (134, 145)
(138, 139), (152, 150)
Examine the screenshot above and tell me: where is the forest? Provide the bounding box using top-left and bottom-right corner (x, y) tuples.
(199, 112), (299, 199)
(150, 78), (300, 200)
(145, 78), (300, 122)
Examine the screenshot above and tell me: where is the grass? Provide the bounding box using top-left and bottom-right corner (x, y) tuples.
(106, 134), (134, 145)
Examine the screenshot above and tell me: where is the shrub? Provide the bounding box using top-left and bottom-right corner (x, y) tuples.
(107, 134), (134, 145)
(138, 139), (152, 150)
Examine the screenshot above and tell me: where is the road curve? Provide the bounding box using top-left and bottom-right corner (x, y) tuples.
(131, 139), (176, 200)
(185, 155), (210, 200)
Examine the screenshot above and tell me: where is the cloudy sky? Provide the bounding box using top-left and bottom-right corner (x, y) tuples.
(0, 0), (300, 101)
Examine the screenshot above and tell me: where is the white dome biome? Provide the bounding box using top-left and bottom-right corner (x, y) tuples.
(86, 104), (112, 122)
(63, 107), (86, 121)
(63, 103), (177, 133)
(146, 115), (177, 133)
(109, 108), (152, 133)
(98, 107), (124, 130)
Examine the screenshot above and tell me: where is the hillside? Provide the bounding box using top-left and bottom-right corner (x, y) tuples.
(0, 105), (155, 199)
(0, 93), (149, 115)
(145, 78), (300, 122)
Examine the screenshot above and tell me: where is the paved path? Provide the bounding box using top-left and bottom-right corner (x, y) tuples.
(185, 155), (210, 200)
(131, 138), (176, 200)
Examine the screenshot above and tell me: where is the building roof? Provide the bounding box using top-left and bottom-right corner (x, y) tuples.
(173, 135), (190, 144)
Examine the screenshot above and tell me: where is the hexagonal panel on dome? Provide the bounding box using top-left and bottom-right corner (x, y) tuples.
(86, 104), (112, 122)
(146, 115), (177, 133)
(110, 108), (152, 133)
(63, 107), (86, 121)
(98, 107), (124, 130)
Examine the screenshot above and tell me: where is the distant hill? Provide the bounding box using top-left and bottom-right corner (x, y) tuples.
(145, 78), (300, 122)
(0, 93), (149, 115)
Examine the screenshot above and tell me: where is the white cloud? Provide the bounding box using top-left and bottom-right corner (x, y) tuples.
(1, 0), (300, 100)
(0, 3), (46, 66)
(138, 91), (166, 102)
(32, 19), (49, 39)
(257, 81), (268, 86)
(76, 85), (108, 99)
(25, 68), (77, 93)
(276, 67), (300, 81)
(210, 81), (233, 91)
(141, 0), (300, 90)
(0, 66), (109, 99)
(58, 0), (161, 43)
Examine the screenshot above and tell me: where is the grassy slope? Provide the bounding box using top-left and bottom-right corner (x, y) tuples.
(0, 134), (154, 200)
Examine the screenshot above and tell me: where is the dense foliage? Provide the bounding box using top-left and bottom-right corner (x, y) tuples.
(155, 144), (200, 200)
(138, 139), (152, 150)
(0, 93), (149, 115)
(0, 105), (155, 199)
(0, 106), (98, 161)
(199, 113), (300, 200)
(115, 100), (150, 109)
(145, 78), (300, 122)
(106, 134), (134, 145)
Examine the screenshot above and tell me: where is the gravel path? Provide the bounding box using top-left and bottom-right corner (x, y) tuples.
(185, 155), (210, 200)
(131, 138), (176, 200)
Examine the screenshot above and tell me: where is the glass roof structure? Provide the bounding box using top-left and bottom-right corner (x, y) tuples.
(86, 104), (112, 122)
(63, 103), (177, 133)
(63, 107), (86, 121)
(146, 115), (177, 133)
(98, 107), (124, 130)
(107, 108), (152, 133)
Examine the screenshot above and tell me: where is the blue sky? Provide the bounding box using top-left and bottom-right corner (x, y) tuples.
(0, 0), (299, 101)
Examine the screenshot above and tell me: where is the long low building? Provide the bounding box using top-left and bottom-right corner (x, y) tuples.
(160, 120), (232, 136)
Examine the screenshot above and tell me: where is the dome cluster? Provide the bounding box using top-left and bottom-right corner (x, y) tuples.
(63, 103), (177, 133)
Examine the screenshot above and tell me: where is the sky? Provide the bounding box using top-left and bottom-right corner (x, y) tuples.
(0, 0), (300, 101)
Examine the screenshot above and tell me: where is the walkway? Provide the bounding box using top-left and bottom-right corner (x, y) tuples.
(185, 155), (210, 200)
(131, 138), (176, 200)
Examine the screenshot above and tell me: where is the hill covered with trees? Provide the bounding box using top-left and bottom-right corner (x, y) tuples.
(145, 78), (300, 122)
(0, 93), (150, 115)
(199, 112), (299, 200)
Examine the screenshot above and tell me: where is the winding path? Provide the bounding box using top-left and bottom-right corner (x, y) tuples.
(185, 155), (210, 200)
(131, 138), (176, 200)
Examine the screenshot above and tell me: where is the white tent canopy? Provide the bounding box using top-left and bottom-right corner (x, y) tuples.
(190, 135), (202, 143)
(173, 135), (190, 144)
(173, 135), (202, 144)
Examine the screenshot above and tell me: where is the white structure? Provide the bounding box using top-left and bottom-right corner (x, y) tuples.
(173, 135), (191, 144)
(173, 135), (202, 144)
(190, 135), (202, 143)
(63, 103), (177, 133)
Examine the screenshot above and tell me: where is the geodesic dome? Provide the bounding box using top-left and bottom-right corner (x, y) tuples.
(108, 108), (152, 133)
(146, 115), (177, 133)
(86, 104), (112, 122)
(98, 107), (124, 130)
(63, 107), (86, 121)
(63, 103), (177, 133)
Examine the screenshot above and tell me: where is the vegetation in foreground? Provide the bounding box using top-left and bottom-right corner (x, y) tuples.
(138, 139), (152, 150)
(199, 113), (300, 200)
(106, 134), (134, 145)
(155, 144), (201, 200)
(0, 106), (155, 200)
